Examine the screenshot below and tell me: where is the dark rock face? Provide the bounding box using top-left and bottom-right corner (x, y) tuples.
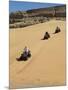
(26, 5), (66, 17)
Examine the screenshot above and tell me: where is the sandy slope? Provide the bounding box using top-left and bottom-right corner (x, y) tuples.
(10, 20), (66, 88)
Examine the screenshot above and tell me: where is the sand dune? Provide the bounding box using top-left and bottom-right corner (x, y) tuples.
(10, 20), (66, 88)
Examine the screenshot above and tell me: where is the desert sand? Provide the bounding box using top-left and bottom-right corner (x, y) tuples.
(10, 20), (66, 89)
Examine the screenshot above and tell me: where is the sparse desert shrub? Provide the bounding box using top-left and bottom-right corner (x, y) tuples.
(9, 24), (16, 28)
(39, 19), (44, 23)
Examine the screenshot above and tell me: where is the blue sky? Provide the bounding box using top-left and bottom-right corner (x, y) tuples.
(9, 1), (64, 13)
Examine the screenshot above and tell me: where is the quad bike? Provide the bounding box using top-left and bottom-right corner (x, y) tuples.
(54, 27), (61, 34)
(42, 32), (50, 40)
(16, 50), (31, 61)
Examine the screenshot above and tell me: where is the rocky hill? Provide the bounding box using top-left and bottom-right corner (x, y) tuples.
(9, 5), (66, 28)
(27, 5), (66, 17)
